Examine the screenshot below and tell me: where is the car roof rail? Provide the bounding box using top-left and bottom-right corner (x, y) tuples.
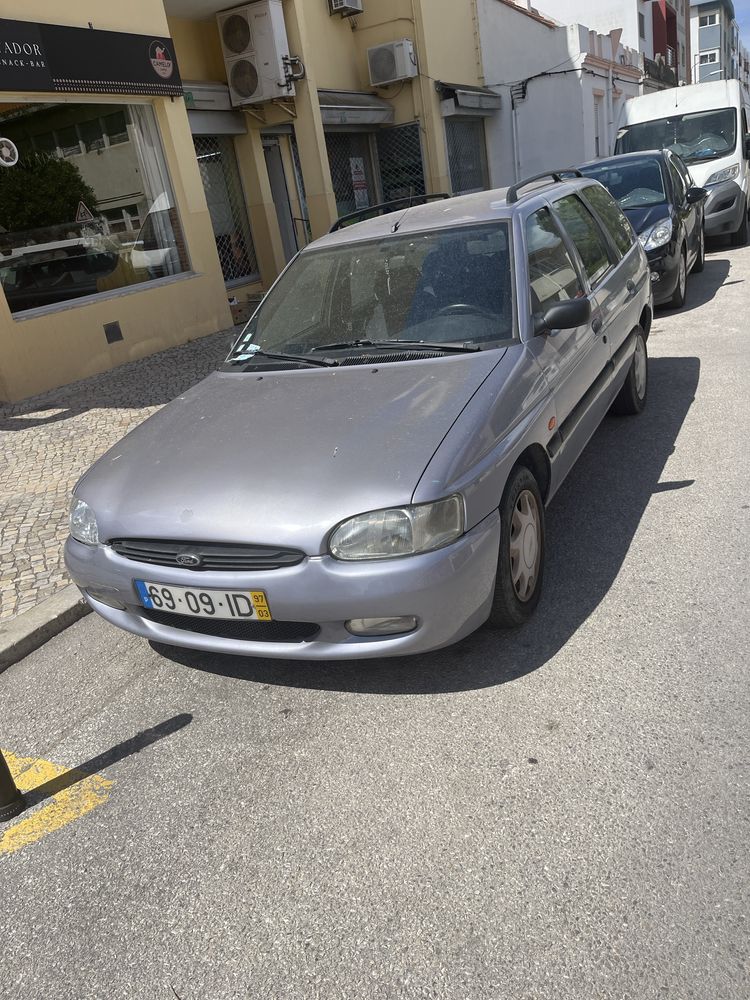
(328, 193), (450, 233)
(506, 169), (584, 205)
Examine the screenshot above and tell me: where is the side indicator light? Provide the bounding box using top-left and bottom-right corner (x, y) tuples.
(548, 416), (557, 431)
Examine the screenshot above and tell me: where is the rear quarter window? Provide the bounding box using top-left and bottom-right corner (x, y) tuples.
(580, 184), (636, 257)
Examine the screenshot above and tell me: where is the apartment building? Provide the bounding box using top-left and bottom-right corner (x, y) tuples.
(0, 0), (494, 401)
(536, 0), (692, 89)
(690, 0), (748, 84)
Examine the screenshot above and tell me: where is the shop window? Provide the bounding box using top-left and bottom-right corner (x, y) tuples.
(445, 118), (489, 196)
(325, 132), (377, 218)
(193, 134), (258, 284)
(0, 102), (188, 315)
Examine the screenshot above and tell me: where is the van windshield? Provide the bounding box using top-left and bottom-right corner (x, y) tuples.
(616, 108), (737, 164)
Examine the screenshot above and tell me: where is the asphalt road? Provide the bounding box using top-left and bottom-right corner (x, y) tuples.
(1, 242), (749, 1000)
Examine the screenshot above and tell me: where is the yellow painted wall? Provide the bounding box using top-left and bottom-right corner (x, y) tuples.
(0, 0), (168, 33)
(168, 16), (226, 83)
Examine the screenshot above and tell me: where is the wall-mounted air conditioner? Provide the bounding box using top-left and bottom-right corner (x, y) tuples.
(367, 39), (418, 87)
(217, 1), (294, 106)
(329, 0), (364, 15)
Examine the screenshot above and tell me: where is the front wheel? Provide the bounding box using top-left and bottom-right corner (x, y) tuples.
(486, 465), (545, 629)
(611, 327), (648, 416)
(731, 205), (748, 247)
(692, 225), (705, 273)
(669, 246), (687, 308)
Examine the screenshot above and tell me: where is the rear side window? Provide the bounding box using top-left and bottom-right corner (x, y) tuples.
(668, 158), (686, 203)
(553, 194), (614, 286)
(581, 184), (635, 256)
(525, 207), (583, 314)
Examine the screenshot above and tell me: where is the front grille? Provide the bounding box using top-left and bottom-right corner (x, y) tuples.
(141, 607), (320, 642)
(109, 539), (306, 572)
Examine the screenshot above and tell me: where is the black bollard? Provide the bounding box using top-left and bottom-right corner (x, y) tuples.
(0, 749), (24, 823)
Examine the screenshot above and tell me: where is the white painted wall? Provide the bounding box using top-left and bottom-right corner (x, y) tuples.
(476, 2), (641, 186)
(535, 0), (642, 51)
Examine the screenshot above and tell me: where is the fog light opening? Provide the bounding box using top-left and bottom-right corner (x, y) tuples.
(345, 616), (418, 637)
(86, 588), (127, 611)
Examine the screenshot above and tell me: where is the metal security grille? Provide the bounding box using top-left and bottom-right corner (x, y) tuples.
(445, 118), (489, 195)
(325, 132), (378, 217)
(193, 134), (259, 284)
(290, 133), (312, 243)
(376, 123), (426, 201)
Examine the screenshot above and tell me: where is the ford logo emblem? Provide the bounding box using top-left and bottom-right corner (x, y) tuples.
(176, 553), (201, 568)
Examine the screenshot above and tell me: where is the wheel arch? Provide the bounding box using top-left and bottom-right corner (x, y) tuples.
(514, 443), (551, 504)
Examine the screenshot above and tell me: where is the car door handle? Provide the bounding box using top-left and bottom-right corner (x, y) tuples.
(592, 317), (602, 334)
(626, 279), (637, 299)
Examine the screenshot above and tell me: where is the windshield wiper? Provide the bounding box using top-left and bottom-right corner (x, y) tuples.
(227, 348), (338, 369)
(311, 339), (481, 353)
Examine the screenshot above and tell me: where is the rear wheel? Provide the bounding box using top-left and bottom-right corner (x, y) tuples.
(731, 204), (748, 247)
(669, 246), (687, 308)
(692, 225), (705, 273)
(611, 327), (648, 416)
(486, 465), (545, 629)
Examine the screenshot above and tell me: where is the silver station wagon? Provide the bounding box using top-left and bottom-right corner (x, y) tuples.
(65, 171), (653, 660)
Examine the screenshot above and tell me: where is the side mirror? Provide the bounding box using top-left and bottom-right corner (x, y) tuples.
(534, 297), (591, 335)
(686, 186), (708, 204)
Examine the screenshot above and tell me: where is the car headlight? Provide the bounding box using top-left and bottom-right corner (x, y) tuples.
(69, 497), (99, 545)
(639, 218), (673, 252)
(329, 496), (464, 561)
(705, 163), (739, 185)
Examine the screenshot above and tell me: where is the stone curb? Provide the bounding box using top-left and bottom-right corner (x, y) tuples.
(0, 585), (91, 675)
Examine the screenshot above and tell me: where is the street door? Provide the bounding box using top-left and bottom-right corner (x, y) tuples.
(263, 138), (298, 262)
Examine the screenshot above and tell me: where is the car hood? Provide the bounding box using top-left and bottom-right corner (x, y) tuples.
(80, 353), (505, 553)
(623, 203), (673, 234)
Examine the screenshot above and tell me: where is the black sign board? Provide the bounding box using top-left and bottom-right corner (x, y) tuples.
(0, 17), (182, 96)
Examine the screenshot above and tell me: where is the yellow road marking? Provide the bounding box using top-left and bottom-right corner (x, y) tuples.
(0, 749), (113, 856)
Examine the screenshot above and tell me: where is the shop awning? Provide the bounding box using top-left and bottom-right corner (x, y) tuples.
(318, 90), (395, 127)
(435, 81), (502, 117)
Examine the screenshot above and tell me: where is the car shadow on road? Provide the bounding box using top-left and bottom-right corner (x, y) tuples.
(657, 255), (730, 316)
(154, 355), (700, 695)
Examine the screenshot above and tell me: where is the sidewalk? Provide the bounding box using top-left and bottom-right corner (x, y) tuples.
(0, 328), (239, 621)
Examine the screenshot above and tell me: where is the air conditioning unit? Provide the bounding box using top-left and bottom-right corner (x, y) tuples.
(217, 1), (294, 106)
(329, 0), (364, 15)
(367, 39), (418, 87)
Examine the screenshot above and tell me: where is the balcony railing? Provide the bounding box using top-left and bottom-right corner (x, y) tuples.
(645, 56), (677, 87)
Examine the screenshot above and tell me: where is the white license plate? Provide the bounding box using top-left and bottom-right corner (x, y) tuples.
(135, 580), (272, 621)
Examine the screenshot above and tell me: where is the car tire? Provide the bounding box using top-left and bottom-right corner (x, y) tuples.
(611, 327), (648, 416)
(731, 205), (748, 247)
(669, 246), (687, 308)
(486, 465), (545, 629)
(692, 225), (705, 273)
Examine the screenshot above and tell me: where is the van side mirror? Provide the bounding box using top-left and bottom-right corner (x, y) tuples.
(533, 297), (591, 335)
(686, 186), (708, 204)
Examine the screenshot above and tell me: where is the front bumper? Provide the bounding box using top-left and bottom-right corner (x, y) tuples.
(646, 245), (680, 305)
(703, 179), (745, 237)
(64, 513), (501, 660)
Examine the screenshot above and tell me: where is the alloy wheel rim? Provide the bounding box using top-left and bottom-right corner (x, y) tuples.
(634, 335), (647, 399)
(509, 489), (541, 603)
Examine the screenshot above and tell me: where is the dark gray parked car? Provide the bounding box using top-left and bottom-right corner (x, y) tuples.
(65, 171), (653, 660)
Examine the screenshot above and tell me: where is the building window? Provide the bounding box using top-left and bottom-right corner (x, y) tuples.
(594, 94), (604, 157)
(0, 102), (188, 315)
(375, 123), (426, 202)
(325, 132), (378, 218)
(639, 11), (645, 38)
(699, 13), (718, 27)
(445, 118), (489, 195)
(193, 135), (258, 285)
(700, 51), (719, 64)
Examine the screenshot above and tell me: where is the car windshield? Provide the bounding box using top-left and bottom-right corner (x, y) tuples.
(226, 221), (514, 364)
(580, 158), (667, 209)
(616, 109), (737, 164)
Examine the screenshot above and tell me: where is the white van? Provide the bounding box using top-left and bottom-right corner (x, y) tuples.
(615, 80), (750, 245)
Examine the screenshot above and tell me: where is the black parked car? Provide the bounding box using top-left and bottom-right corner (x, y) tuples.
(578, 150), (707, 308)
